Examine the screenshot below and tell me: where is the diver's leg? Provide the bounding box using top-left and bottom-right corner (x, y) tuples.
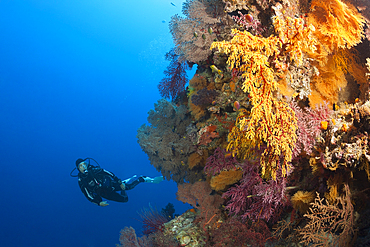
(111, 180), (122, 192)
(124, 177), (145, 190)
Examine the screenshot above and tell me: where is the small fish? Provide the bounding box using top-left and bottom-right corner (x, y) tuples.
(208, 106), (220, 113)
(171, 2), (176, 7)
(181, 161), (185, 166)
(225, 153), (232, 158)
(162, 20), (166, 23)
(234, 101), (240, 110)
(208, 27), (213, 34)
(320, 121), (328, 130)
(193, 31), (198, 38)
(202, 34), (206, 39)
(210, 65), (222, 75)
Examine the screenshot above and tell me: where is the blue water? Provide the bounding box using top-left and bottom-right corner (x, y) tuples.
(0, 1), (192, 246)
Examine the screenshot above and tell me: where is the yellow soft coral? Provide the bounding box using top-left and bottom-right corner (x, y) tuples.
(211, 17), (316, 179)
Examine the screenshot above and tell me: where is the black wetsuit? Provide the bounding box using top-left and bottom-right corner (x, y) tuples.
(78, 166), (144, 205)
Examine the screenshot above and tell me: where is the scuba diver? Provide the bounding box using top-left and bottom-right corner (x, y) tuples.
(71, 158), (164, 207)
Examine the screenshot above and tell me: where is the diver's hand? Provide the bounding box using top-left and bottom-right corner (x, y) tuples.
(99, 201), (109, 207)
(120, 183), (126, 190)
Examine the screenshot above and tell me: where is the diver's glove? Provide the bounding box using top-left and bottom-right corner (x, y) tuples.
(142, 176), (164, 184)
(99, 201), (109, 207)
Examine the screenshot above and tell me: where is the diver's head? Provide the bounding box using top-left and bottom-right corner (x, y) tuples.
(76, 158), (87, 173)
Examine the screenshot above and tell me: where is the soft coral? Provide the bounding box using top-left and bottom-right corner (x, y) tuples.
(223, 161), (289, 222)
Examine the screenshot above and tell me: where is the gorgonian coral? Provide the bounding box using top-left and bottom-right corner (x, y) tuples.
(158, 48), (190, 99)
(191, 88), (219, 106)
(137, 99), (202, 183)
(169, 0), (227, 63)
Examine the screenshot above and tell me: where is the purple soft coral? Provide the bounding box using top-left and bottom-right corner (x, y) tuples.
(204, 147), (239, 176)
(223, 161), (289, 222)
(290, 101), (332, 158)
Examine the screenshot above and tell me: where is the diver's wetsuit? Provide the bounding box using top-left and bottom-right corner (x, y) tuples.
(78, 166), (144, 205)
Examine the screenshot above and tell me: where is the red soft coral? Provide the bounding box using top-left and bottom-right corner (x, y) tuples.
(158, 48), (190, 99)
(210, 218), (271, 247)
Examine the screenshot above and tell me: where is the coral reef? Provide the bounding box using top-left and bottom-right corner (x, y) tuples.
(136, 98), (203, 183)
(299, 184), (356, 246)
(161, 210), (206, 247)
(137, 204), (170, 235)
(129, 0), (370, 246)
(176, 181), (224, 228)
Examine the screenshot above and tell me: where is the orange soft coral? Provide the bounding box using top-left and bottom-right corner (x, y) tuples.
(188, 151), (208, 169)
(291, 191), (315, 214)
(306, 0), (366, 105)
(309, 49), (368, 106)
(210, 169), (243, 191)
(309, 54), (348, 106)
(189, 101), (206, 121)
(307, 0), (365, 58)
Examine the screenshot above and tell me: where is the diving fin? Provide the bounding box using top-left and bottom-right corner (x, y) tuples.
(143, 176), (164, 184)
